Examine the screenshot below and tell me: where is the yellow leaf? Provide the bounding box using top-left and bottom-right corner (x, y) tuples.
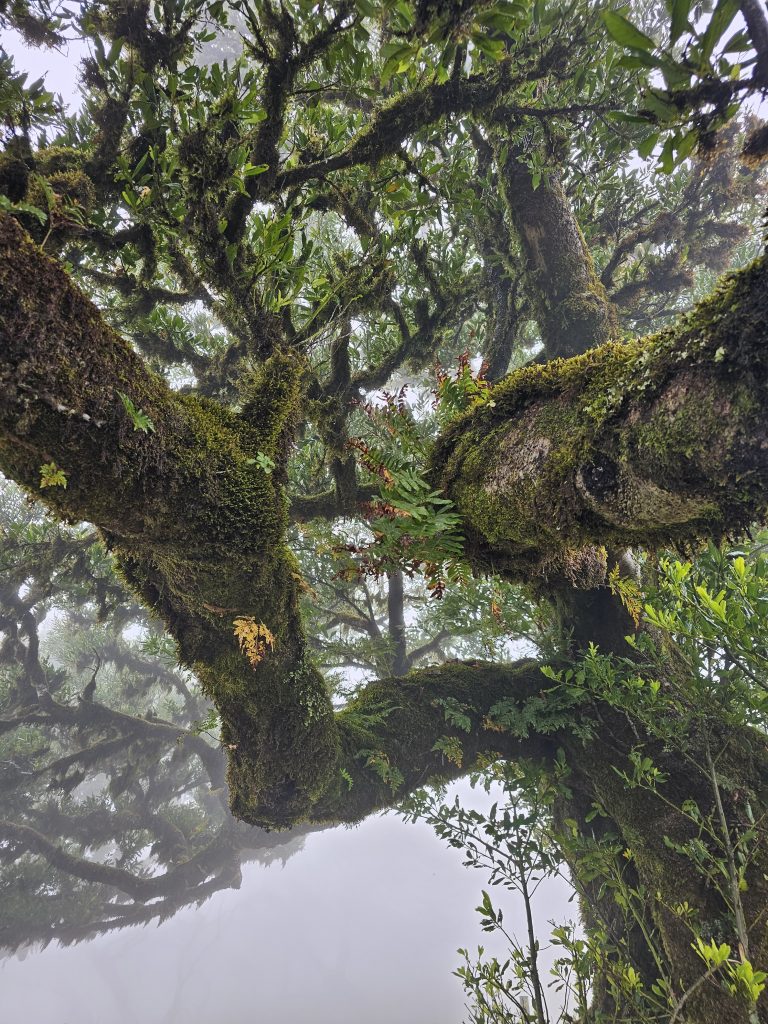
(233, 617), (276, 668)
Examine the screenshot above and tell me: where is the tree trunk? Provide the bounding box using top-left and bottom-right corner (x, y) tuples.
(481, 152), (768, 1020)
(494, 144), (618, 358)
(556, 708), (768, 1023)
(387, 570), (409, 677)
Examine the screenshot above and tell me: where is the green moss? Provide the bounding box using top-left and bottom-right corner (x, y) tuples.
(429, 255), (768, 580)
(34, 146), (83, 176)
(45, 170), (96, 210)
(238, 349), (305, 457)
(212, 653), (340, 829)
(0, 213), (340, 832)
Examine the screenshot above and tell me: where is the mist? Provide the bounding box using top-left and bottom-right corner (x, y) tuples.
(1, 795), (570, 1024)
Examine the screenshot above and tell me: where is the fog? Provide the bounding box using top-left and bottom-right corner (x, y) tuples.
(1, 794), (570, 1024)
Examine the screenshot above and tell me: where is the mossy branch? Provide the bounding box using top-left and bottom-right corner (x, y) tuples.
(310, 659), (556, 825)
(432, 254), (768, 582)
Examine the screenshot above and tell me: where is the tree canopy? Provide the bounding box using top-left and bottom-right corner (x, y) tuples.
(2, 0), (768, 1019)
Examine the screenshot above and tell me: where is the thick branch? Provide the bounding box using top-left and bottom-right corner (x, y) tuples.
(0, 212), (337, 827)
(432, 255), (768, 580)
(275, 65), (518, 190)
(309, 659), (556, 824)
(494, 146), (617, 358)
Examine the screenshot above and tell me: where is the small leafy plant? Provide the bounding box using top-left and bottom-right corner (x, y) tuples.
(117, 391), (156, 433)
(233, 617), (275, 668)
(39, 462), (68, 489)
(245, 452), (276, 475)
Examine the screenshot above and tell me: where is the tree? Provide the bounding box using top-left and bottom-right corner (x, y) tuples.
(1, 0), (767, 1018)
(410, 535), (768, 1023)
(0, 483), (314, 949)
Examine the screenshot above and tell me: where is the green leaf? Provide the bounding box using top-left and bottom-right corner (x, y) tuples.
(242, 108), (268, 124)
(658, 136), (676, 173)
(668, 0), (691, 45)
(117, 391), (156, 433)
(602, 11), (656, 51)
(0, 194), (47, 224)
(617, 51), (661, 68)
(643, 90), (680, 123)
(637, 131), (659, 158)
(245, 451), (276, 475)
(722, 29), (751, 52)
(675, 128), (698, 160)
(699, 0), (739, 63)
(660, 56), (692, 87)
(242, 163), (269, 177)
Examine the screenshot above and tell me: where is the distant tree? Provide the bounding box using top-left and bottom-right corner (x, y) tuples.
(1, 0), (768, 1019)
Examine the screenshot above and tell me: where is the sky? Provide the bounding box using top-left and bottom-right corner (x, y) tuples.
(0, 24), (576, 1024)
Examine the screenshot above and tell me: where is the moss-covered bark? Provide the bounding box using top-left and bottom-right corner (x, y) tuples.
(313, 659), (556, 823)
(4, 210), (768, 842)
(432, 254), (768, 583)
(495, 147), (618, 358)
(0, 211), (338, 826)
(0, 214), (555, 828)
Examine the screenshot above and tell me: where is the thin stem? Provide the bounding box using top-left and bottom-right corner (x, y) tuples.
(518, 861), (549, 1024)
(703, 733), (751, 960)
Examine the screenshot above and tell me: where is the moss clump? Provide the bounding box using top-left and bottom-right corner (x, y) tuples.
(34, 146), (83, 176)
(238, 349), (305, 458)
(0, 153), (30, 202)
(45, 170), (96, 211)
(211, 652), (340, 829)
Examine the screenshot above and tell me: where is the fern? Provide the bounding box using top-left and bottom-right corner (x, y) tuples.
(117, 391), (155, 433)
(432, 735), (464, 767)
(358, 749), (404, 794)
(233, 617), (276, 667)
(340, 362), (497, 595)
(39, 462), (68, 489)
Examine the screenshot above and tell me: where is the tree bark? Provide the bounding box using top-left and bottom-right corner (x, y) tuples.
(0, 211), (338, 827)
(494, 146), (618, 358)
(387, 570), (409, 677)
(432, 254), (768, 582)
